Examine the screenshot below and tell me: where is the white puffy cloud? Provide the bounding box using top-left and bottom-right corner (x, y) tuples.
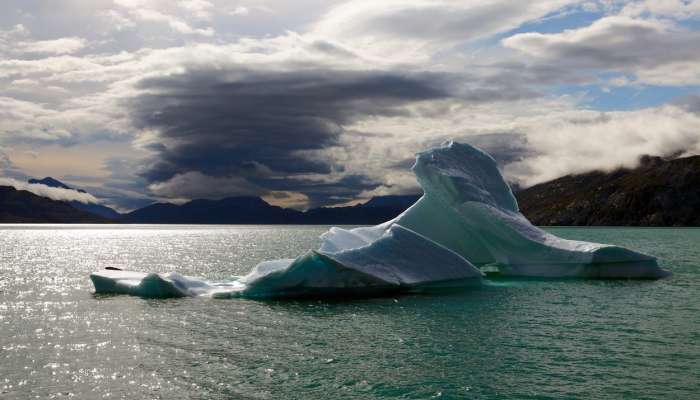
(503, 101), (700, 186)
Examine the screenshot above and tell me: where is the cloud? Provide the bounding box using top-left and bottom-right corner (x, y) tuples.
(675, 94), (700, 114)
(97, 10), (137, 31)
(620, 0), (700, 20)
(0, 177), (100, 204)
(128, 66), (450, 203)
(0, 97), (74, 143)
(178, 0), (215, 20)
(229, 6), (250, 16)
(16, 37), (88, 55)
(502, 16), (700, 85)
(0, 24), (29, 46)
(147, 171), (264, 199)
(262, 190), (310, 209)
(503, 101), (700, 186)
(0, 94), (128, 147)
(0, 0), (698, 210)
(312, 0), (577, 61)
(0, 148), (26, 180)
(0, 22), (86, 56)
(114, 0), (215, 36)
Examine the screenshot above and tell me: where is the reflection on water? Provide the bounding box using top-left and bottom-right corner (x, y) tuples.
(1, 225), (699, 399)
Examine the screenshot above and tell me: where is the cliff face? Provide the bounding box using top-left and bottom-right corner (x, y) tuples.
(516, 155), (700, 226)
(0, 186), (111, 223)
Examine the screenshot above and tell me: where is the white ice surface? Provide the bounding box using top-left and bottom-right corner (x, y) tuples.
(235, 224), (484, 298)
(90, 141), (669, 298)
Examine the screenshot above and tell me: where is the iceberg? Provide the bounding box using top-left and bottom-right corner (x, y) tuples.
(90, 141), (669, 299)
(90, 269), (245, 298)
(360, 141), (669, 279)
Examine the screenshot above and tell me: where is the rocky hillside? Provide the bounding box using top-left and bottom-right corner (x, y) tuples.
(516, 155), (700, 226)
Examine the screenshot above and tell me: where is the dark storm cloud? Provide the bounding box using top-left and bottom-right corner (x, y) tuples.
(129, 68), (451, 201)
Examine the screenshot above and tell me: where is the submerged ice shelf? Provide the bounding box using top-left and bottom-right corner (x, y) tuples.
(90, 141), (670, 298)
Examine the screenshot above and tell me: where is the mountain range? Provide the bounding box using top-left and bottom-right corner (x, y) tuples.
(121, 194), (421, 224)
(1, 177), (419, 225)
(1, 154), (698, 225)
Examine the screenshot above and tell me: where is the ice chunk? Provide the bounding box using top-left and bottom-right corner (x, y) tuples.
(90, 270), (245, 298)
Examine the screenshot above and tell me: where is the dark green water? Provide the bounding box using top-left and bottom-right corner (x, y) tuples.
(1, 225), (698, 399)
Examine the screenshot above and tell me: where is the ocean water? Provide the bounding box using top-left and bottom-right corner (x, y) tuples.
(0, 225), (698, 399)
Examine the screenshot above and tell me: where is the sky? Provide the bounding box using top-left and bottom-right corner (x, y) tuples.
(0, 0), (698, 211)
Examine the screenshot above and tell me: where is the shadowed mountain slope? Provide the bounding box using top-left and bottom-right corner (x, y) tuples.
(516, 155), (700, 226)
(27, 177), (122, 220)
(0, 186), (111, 223)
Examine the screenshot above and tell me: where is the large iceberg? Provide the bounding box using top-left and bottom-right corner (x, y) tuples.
(91, 141), (669, 298)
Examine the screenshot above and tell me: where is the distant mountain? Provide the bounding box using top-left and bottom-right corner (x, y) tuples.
(516, 155), (700, 226)
(0, 186), (111, 223)
(27, 177), (122, 220)
(123, 194), (422, 224)
(8, 175), (422, 224)
(361, 194), (421, 209)
(305, 194), (421, 224)
(70, 201), (122, 220)
(29, 177), (79, 191)
(122, 196), (304, 224)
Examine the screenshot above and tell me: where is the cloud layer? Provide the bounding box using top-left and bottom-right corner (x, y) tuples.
(0, 0), (698, 210)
